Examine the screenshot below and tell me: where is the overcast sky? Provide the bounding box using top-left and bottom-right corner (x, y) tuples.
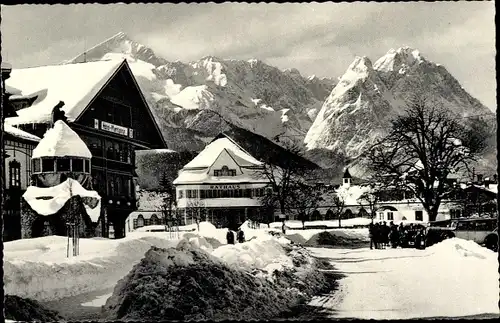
(1, 2), (496, 110)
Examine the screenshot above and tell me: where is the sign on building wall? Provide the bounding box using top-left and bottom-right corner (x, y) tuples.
(94, 119), (133, 138)
(209, 184), (241, 189)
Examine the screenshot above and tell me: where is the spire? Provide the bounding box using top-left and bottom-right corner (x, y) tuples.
(343, 168), (352, 188)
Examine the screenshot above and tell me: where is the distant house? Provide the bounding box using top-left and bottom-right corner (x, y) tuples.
(125, 211), (165, 233)
(5, 59), (167, 238)
(173, 135), (271, 230)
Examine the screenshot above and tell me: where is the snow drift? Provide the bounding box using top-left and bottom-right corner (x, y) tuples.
(3, 234), (179, 302)
(103, 241), (337, 321)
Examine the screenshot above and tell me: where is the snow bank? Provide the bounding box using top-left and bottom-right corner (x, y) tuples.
(269, 218), (372, 229)
(3, 233), (180, 302)
(103, 240), (337, 321)
(23, 178), (101, 222)
(211, 236), (293, 275)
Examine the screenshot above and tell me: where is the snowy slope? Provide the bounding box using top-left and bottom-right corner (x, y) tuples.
(304, 47), (496, 174)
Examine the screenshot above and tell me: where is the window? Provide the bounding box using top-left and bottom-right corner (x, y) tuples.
(450, 209), (461, 219)
(108, 174), (116, 196)
(116, 176), (123, 195)
(415, 210), (423, 221)
(56, 159), (70, 172)
(150, 214), (159, 225)
(137, 215), (144, 228)
(379, 212), (384, 220)
(72, 159), (84, 172)
(387, 212), (394, 221)
(84, 160), (90, 173)
(42, 159), (55, 172)
(106, 140), (114, 159)
(9, 160), (21, 188)
(178, 190), (184, 198)
(33, 159), (41, 173)
(214, 165), (236, 177)
(83, 136), (103, 157)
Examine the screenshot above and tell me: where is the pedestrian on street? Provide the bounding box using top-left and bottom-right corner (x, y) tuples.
(226, 229), (235, 245)
(373, 223), (380, 249)
(282, 222), (286, 235)
(369, 222), (375, 249)
(237, 228), (245, 243)
(390, 224), (399, 248)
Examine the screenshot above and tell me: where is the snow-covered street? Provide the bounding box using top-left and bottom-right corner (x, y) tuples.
(307, 239), (499, 319)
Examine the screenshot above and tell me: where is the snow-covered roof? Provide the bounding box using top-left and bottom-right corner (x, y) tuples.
(5, 59), (124, 125)
(183, 137), (262, 169)
(32, 120), (92, 159)
(4, 123), (41, 142)
(173, 168), (269, 185)
(23, 178), (101, 222)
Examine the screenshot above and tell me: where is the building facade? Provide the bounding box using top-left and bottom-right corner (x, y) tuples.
(3, 125), (41, 241)
(5, 59), (167, 238)
(173, 136), (271, 230)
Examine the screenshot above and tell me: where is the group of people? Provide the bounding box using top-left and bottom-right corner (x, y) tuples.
(226, 228), (246, 244)
(369, 222), (427, 250)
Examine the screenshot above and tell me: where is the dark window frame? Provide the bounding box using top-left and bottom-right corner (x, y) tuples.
(9, 160), (21, 188)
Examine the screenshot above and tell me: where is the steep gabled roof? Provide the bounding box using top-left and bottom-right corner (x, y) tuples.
(5, 59), (124, 125)
(183, 137), (262, 169)
(32, 120), (92, 158)
(343, 168), (352, 179)
(214, 127), (320, 170)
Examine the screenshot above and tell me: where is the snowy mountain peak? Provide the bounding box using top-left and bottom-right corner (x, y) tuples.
(67, 32), (168, 67)
(373, 46), (425, 73)
(348, 56), (374, 74)
(283, 68), (302, 76)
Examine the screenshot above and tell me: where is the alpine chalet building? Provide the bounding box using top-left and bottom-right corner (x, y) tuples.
(5, 59), (167, 238)
(174, 128), (319, 229)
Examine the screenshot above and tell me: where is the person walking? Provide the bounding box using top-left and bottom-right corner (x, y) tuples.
(237, 228), (245, 243)
(226, 229), (235, 245)
(369, 222), (375, 249)
(282, 222), (286, 235)
(373, 223), (380, 249)
(390, 224), (399, 248)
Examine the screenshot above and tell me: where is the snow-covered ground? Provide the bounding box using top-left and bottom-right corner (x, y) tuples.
(3, 221), (290, 304)
(3, 233), (180, 301)
(307, 238), (499, 319)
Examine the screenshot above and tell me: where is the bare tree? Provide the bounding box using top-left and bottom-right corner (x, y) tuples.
(185, 199), (206, 231)
(364, 97), (487, 222)
(357, 185), (382, 223)
(289, 183), (324, 229)
(332, 191), (346, 228)
(256, 135), (320, 218)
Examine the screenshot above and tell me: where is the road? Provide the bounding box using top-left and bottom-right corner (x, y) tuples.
(305, 246), (499, 320)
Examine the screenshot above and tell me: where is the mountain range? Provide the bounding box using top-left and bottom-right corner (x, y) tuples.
(67, 32), (496, 177)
